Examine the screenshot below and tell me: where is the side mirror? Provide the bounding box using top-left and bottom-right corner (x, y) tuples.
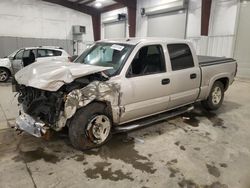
(9, 56), (14, 60)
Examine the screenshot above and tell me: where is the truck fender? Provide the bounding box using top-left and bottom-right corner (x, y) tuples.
(64, 81), (122, 124)
(205, 73), (230, 99)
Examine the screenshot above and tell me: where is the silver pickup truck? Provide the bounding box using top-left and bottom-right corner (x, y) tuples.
(14, 38), (237, 150)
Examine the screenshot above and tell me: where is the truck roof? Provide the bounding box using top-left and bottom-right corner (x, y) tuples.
(99, 37), (189, 46)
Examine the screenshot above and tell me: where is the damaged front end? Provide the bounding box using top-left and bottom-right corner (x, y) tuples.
(15, 75), (121, 138)
(16, 86), (65, 137)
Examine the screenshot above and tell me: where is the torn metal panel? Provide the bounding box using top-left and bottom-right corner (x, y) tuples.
(65, 81), (121, 123)
(16, 112), (48, 137)
(15, 61), (113, 91)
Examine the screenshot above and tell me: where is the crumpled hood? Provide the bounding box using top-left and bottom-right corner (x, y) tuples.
(15, 61), (112, 91)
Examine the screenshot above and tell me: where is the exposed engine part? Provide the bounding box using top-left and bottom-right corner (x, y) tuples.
(17, 86), (64, 126)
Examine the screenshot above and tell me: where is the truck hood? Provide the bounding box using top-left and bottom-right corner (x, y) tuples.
(15, 61), (112, 91)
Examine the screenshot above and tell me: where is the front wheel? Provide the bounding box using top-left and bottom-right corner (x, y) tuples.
(201, 81), (224, 111)
(0, 68), (10, 82)
(69, 102), (112, 150)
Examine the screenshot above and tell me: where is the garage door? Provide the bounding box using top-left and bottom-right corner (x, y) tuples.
(104, 21), (126, 39)
(234, 1), (250, 79)
(147, 10), (187, 38)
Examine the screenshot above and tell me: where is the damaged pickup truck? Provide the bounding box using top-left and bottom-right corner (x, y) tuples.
(14, 38), (237, 150)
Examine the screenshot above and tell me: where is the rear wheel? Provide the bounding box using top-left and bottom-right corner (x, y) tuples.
(202, 81), (224, 111)
(0, 68), (10, 82)
(69, 102), (112, 150)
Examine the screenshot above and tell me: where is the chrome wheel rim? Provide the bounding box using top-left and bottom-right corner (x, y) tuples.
(87, 115), (111, 144)
(0, 70), (7, 81)
(212, 86), (222, 105)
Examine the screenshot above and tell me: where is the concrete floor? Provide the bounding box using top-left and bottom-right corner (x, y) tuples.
(0, 79), (250, 188)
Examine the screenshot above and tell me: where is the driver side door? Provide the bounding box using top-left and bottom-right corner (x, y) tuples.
(11, 49), (24, 75)
(119, 44), (171, 123)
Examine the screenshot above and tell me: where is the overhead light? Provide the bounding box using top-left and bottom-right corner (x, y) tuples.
(94, 2), (102, 8)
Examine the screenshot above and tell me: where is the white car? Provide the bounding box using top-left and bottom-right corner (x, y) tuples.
(0, 46), (71, 82)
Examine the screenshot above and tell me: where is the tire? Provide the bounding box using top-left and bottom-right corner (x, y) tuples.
(69, 102), (112, 150)
(0, 68), (10, 82)
(201, 81), (224, 111)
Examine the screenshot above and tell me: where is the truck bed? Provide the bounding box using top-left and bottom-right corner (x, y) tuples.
(198, 55), (235, 67)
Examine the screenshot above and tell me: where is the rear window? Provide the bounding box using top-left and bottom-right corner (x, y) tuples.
(167, 44), (194, 71)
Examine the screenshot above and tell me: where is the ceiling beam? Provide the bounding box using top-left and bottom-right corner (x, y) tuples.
(128, 6), (136, 37)
(100, 3), (126, 13)
(42, 0), (99, 15)
(201, 0), (212, 36)
(80, 0), (95, 5)
(92, 14), (101, 41)
(113, 0), (136, 9)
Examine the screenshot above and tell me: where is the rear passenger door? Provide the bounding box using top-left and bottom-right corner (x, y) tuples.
(166, 43), (200, 108)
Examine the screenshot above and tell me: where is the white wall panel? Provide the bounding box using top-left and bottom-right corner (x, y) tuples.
(147, 10), (186, 38)
(209, 0), (238, 36)
(234, 1), (250, 79)
(188, 35), (234, 58)
(101, 7), (128, 39)
(104, 21), (126, 39)
(186, 0), (201, 38)
(0, 0), (94, 42)
(187, 36), (208, 55)
(207, 36), (234, 57)
(136, 0), (184, 37)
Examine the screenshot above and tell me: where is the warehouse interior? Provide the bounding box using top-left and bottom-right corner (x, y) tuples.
(0, 0), (250, 187)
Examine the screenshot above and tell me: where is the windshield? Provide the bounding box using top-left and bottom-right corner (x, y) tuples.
(75, 43), (133, 76)
(7, 49), (20, 58)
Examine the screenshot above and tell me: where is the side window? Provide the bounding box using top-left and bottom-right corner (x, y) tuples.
(14, 50), (24, 60)
(37, 49), (46, 58)
(167, 44), (194, 71)
(127, 45), (166, 77)
(52, 50), (62, 56)
(46, 50), (54, 57)
(37, 49), (62, 57)
(31, 49), (37, 58)
(23, 50), (36, 58)
(23, 50), (31, 58)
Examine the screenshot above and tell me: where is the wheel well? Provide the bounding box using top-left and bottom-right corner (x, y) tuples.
(0, 67), (11, 76)
(216, 77), (229, 91)
(92, 100), (113, 120)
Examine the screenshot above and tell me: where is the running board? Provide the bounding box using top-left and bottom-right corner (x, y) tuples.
(114, 105), (194, 133)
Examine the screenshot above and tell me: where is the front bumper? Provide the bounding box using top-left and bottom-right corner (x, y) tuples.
(15, 112), (47, 137)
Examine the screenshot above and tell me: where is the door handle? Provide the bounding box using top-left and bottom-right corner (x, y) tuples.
(162, 78), (170, 85)
(190, 73), (197, 79)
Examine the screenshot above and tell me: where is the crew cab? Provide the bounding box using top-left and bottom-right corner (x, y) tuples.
(14, 38), (237, 150)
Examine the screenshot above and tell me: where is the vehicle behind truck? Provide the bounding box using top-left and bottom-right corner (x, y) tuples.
(0, 46), (71, 82)
(13, 38), (237, 150)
